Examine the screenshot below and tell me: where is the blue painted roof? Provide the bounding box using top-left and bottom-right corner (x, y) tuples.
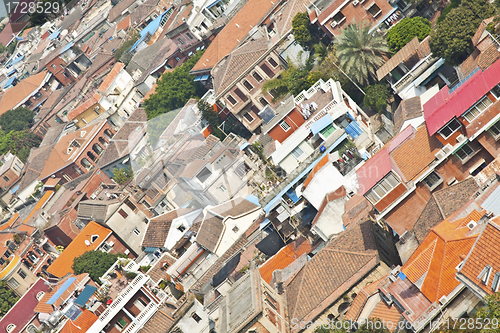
(245, 194), (260, 206)
(60, 41), (75, 55)
(131, 8), (172, 51)
(74, 285), (97, 307)
(49, 28), (61, 40)
(10, 55), (24, 66)
(310, 114), (333, 135)
(285, 188), (300, 203)
(3, 77), (16, 89)
(47, 277), (77, 305)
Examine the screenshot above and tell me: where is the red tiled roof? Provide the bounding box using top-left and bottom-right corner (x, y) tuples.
(259, 237), (311, 284)
(190, 0), (278, 72)
(67, 95), (101, 121)
(47, 222), (112, 277)
(0, 71), (48, 116)
(0, 213), (19, 231)
(0, 279), (49, 333)
(401, 210), (483, 302)
(59, 309), (98, 333)
(98, 62), (125, 94)
(356, 148), (392, 195)
(424, 58), (500, 135)
(117, 14), (131, 32)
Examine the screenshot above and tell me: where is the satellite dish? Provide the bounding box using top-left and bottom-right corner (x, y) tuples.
(84, 240), (90, 246)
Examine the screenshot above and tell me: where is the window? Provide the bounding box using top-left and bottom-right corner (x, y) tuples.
(291, 146), (304, 159)
(463, 96), (493, 122)
(253, 71), (263, 82)
(232, 226), (239, 233)
(479, 265), (492, 285)
(332, 12), (346, 25)
(36, 291), (45, 301)
(70, 139), (82, 148)
(125, 199), (137, 212)
(133, 227), (141, 236)
(365, 173), (401, 205)
(320, 124), (335, 138)
(492, 272), (500, 292)
(6, 324), (15, 333)
(177, 38), (185, 45)
(7, 278), (19, 289)
(422, 171), (443, 191)
(243, 80), (253, 91)
(366, 3), (381, 17)
(196, 167), (212, 183)
(438, 118), (462, 139)
(118, 209), (128, 219)
(489, 120), (500, 140)
(491, 84), (500, 99)
(17, 268), (27, 279)
(177, 224), (186, 232)
(235, 163), (250, 178)
(175, 56), (180, 62)
(219, 184), (227, 192)
(260, 63), (274, 77)
(243, 112), (254, 123)
(3, 176), (9, 182)
(234, 88), (248, 102)
(51, 64), (56, 68)
(268, 57), (278, 68)
(259, 97), (269, 107)
(455, 143), (475, 162)
(91, 235), (99, 243)
(227, 94), (237, 105)
(191, 312), (202, 323)
(280, 120), (291, 131)
(94, 107), (100, 115)
(186, 32), (194, 40)
(116, 317), (128, 330)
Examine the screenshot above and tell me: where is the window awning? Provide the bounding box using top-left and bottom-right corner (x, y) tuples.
(7, 69), (16, 76)
(206, 0), (222, 9)
(47, 277), (77, 304)
(10, 184), (19, 194)
(193, 74), (210, 82)
(10, 55), (24, 66)
(74, 285), (97, 307)
(60, 41), (75, 55)
(49, 28), (61, 40)
(285, 188), (300, 203)
(3, 77), (16, 89)
(310, 114), (333, 135)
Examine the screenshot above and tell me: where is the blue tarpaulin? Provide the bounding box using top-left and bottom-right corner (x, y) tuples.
(398, 272), (407, 280)
(10, 184), (19, 194)
(344, 120), (363, 139)
(131, 8), (172, 51)
(310, 114), (333, 135)
(10, 55), (24, 66)
(7, 69), (16, 76)
(60, 41), (75, 55)
(47, 278), (76, 304)
(3, 77), (16, 89)
(285, 188), (300, 203)
(74, 285), (97, 307)
(49, 28), (61, 40)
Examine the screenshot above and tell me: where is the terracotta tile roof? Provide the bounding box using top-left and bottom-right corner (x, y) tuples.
(196, 212), (223, 252)
(401, 210), (483, 302)
(98, 62), (125, 94)
(146, 253), (177, 283)
(191, 0), (279, 73)
(59, 309), (98, 333)
(23, 190), (54, 224)
(390, 125), (442, 181)
(432, 178), (479, 218)
(477, 43), (500, 70)
(109, 0), (137, 22)
(377, 37), (420, 81)
(259, 237), (311, 284)
(344, 278), (384, 321)
(34, 273), (89, 313)
(286, 219), (379, 331)
(142, 208), (190, 248)
(0, 71), (48, 116)
(47, 222), (112, 277)
(303, 154), (329, 188)
(393, 96), (423, 133)
(274, 0), (310, 37)
(0, 213), (19, 231)
(459, 218), (500, 296)
(67, 94), (101, 121)
(369, 300), (403, 331)
(212, 38), (269, 97)
(117, 14), (131, 32)
(138, 304), (176, 333)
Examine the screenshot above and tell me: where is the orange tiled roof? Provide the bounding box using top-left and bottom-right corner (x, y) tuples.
(259, 237), (311, 284)
(303, 155), (329, 188)
(67, 95), (101, 121)
(23, 191), (54, 224)
(98, 62), (125, 94)
(47, 222), (112, 278)
(59, 309), (98, 333)
(344, 277), (384, 321)
(401, 210), (484, 302)
(191, 0), (278, 72)
(0, 213), (19, 231)
(116, 14), (131, 32)
(0, 71), (48, 116)
(34, 273), (89, 313)
(369, 300), (403, 331)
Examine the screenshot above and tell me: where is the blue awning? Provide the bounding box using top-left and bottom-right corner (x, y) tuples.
(47, 278), (76, 305)
(245, 194), (260, 206)
(131, 8), (172, 52)
(310, 114), (333, 135)
(10, 184), (20, 194)
(206, 0), (222, 9)
(259, 218), (270, 230)
(10, 55), (24, 66)
(4, 77), (16, 89)
(344, 120), (363, 139)
(200, 74), (210, 81)
(193, 75), (203, 81)
(285, 188), (300, 203)
(239, 142), (249, 151)
(60, 41), (75, 55)
(49, 28), (61, 40)
(7, 69), (16, 76)
(74, 285), (97, 307)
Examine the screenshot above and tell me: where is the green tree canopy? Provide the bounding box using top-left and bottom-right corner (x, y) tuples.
(334, 21), (388, 85)
(0, 107), (35, 132)
(0, 281), (18, 316)
(429, 0), (496, 66)
(292, 12), (314, 50)
(0, 130), (42, 162)
(386, 17), (431, 53)
(363, 84), (389, 113)
(72, 251), (127, 283)
(111, 166), (133, 184)
(143, 51), (207, 119)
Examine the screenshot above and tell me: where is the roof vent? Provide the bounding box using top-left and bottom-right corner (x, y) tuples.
(438, 295), (448, 305)
(85, 240), (90, 246)
(467, 221), (477, 230)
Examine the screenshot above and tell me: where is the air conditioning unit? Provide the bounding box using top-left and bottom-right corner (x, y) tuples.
(438, 295), (448, 305)
(435, 151), (445, 160)
(456, 134), (466, 143)
(108, 241), (114, 247)
(442, 143), (453, 154)
(331, 21), (338, 28)
(353, 0), (359, 5)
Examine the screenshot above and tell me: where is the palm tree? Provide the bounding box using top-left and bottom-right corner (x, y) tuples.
(334, 21), (388, 86)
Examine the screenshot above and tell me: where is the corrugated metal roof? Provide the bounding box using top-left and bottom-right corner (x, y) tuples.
(424, 58), (500, 135)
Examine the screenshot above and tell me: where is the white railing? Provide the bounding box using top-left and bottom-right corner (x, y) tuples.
(121, 302), (157, 333)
